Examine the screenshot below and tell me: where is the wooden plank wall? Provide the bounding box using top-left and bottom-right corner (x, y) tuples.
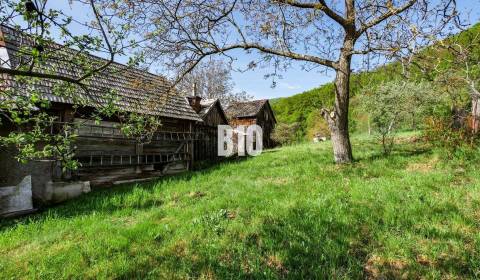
(228, 106), (276, 148)
(194, 125), (218, 162)
(72, 117), (194, 186)
(254, 106), (276, 148)
(193, 102), (229, 163)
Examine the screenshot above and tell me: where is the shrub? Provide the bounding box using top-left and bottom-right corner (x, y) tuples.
(306, 110), (330, 141)
(360, 80), (437, 154)
(424, 115), (480, 159)
(272, 122), (302, 146)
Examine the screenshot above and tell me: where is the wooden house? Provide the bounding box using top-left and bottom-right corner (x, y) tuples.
(0, 25), (203, 207)
(187, 96), (229, 161)
(226, 99), (277, 148)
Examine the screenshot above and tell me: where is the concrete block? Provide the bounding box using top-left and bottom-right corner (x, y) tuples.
(142, 164), (155, 171)
(163, 162), (188, 175)
(44, 181), (91, 204)
(0, 175), (34, 216)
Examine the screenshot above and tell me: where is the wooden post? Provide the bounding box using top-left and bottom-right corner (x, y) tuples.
(135, 141), (143, 174)
(190, 122), (194, 170)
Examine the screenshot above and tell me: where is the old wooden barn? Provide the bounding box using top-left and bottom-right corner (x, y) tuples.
(0, 25), (204, 210)
(188, 96), (229, 161)
(226, 99), (277, 148)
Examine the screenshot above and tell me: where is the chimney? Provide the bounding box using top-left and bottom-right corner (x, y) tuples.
(187, 82), (202, 113)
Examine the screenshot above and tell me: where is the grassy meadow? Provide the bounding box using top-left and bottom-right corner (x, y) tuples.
(1, 135), (480, 279)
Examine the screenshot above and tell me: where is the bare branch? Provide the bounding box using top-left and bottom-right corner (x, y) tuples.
(229, 43), (336, 68)
(276, 0), (347, 27)
(357, 0), (417, 36)
(75, 0), (115, 81)
(0, 67), (85, 87)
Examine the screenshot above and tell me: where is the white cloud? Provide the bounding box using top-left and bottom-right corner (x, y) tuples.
(279, 82), (302, 90)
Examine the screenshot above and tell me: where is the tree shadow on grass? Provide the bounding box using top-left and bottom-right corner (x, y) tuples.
(0, 183), (164, 230)
(162, 205), (375, 279)
(193, 155), (251, 170)
(250, 206), (370, 279)
(261, 149), (280, 154)
(0, 157), (247, 230)
(355, 146), (432, 163)
(188, 202), (478, 279)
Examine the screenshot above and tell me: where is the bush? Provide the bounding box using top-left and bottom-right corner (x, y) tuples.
(424, 115), (480, 159)
(306, 110), (330, 140)
(360, 80), (437, 154)
(272, 122), (302, 146)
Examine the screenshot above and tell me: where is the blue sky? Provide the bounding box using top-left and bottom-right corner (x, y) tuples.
(233, 0), (479, 99)
(229, 48), (336, 99)
(46, 1), (479, 100)
(228, 0), (479, 99)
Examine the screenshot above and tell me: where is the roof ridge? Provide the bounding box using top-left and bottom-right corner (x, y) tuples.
(225, 99), (270, 119)
(231, 98), (267, 103)
(0, 24), (169, 83)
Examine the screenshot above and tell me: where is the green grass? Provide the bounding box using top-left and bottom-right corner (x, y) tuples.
(2, 137), (480, 279)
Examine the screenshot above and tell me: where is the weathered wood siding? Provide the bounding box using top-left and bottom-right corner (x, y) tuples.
(194, 103), (228, 162)
(202, 104), (228, 127)
(254, 102), (276, 148)
(72, 117), (195, 186)
(194, 126), (217, 161)
(228, 103), (276, 149)
(229, 118), (256, 127)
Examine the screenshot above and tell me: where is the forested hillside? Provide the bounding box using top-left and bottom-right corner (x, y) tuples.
(271, 23), (480, 141)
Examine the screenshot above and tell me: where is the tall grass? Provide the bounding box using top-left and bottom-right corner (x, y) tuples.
(1, 137), (480, 279)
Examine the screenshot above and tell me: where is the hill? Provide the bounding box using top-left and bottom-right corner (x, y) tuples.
(271, 23), (480, 141)
(270, 64), (401, 140)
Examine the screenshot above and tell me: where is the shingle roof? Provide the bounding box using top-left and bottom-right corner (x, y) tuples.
(197, 98), (228, 123)
(198, 98), (218, 118)
(225, 99), (268, 119)
(0, 25), (202, 121)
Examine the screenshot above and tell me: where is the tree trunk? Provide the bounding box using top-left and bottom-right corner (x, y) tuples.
(330, 122), (353, 163)
(323, 39), (354, 163)
(368, 118), (371, 136)
(412, 113), (417, 131)
(471, 93), (480, 134)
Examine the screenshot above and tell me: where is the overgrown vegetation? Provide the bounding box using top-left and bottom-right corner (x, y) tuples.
(359, 81), (437, 154)
(271, 122), (302, 146)
(270, 84), (335, 140)
(2, 136), (480, 279)
(270, 62), (406, 141)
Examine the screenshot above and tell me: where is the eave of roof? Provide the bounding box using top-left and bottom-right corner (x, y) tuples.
(0, 25), (202, 122)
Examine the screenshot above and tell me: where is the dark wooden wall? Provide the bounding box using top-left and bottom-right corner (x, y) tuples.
(194, 103), (228, 162)
(1, 102), (198, 189)
(72, 117), (195, 186)
(202, 103), (228, 127)
(254, 103), (276, 148)
(228, 104), (276, 149)
(1, 99), (231, 194)
(194, 125), (218, 162)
